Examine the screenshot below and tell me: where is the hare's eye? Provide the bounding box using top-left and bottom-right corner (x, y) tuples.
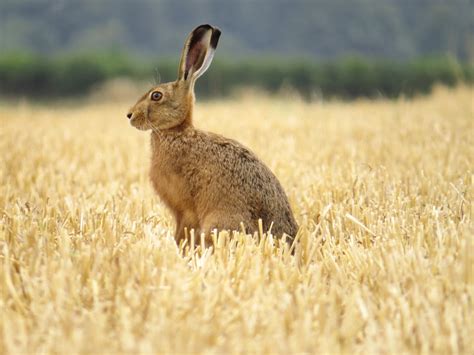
(151, 91), (163, 101)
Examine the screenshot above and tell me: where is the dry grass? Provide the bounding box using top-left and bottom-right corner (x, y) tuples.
(0, 86), (473, 354)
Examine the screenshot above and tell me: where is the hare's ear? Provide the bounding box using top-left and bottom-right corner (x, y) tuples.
(178, 24), (221, 83)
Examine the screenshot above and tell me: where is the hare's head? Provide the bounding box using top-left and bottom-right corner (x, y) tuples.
(127, 24), (221, 131)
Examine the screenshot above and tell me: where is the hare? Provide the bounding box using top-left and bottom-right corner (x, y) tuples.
(127, 24), (298, 243)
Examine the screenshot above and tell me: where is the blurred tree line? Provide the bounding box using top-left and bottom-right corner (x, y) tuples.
(0, 0), (472, 99)
(1, 0), (473, 60)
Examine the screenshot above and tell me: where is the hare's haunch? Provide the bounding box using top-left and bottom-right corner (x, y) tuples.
(127, 24), (298, 243)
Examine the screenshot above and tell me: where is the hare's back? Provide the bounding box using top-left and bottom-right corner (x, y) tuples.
(197, 131), (280, 193)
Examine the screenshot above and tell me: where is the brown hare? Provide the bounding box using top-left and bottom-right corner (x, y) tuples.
(127, 24), (298, 244)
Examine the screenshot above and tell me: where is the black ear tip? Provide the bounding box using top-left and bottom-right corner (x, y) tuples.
(189, 24), (221, 49)
(210, 27), (221, 49)
(194, 24), (213, 33)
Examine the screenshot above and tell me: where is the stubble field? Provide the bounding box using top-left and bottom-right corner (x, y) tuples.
(0, 86), (473, 354)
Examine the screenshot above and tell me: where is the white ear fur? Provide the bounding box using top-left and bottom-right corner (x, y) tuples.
(178, 24), (221, 84)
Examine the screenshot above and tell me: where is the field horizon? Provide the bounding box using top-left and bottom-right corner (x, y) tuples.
(1, 86), (473, 353)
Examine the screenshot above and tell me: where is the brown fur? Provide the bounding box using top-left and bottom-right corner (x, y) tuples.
(127, 24), (298, 243)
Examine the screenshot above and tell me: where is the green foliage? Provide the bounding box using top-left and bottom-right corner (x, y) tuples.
(0, 53), (471, 100)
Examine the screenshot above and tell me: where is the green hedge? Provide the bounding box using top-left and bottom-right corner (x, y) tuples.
(0, 53), (471, 99)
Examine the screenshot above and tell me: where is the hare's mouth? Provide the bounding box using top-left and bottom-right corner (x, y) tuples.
(129, 117), (148, 131)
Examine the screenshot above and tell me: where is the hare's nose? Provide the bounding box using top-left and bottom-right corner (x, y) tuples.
(127, 112), (133, 119)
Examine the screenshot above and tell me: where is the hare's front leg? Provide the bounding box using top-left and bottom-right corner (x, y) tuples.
(174, 210), (199, 244)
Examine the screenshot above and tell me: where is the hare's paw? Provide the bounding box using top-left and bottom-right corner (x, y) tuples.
(201, 211), (252, 236)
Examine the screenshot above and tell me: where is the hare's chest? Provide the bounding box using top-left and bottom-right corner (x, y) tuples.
(149, 155), (194, 214)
